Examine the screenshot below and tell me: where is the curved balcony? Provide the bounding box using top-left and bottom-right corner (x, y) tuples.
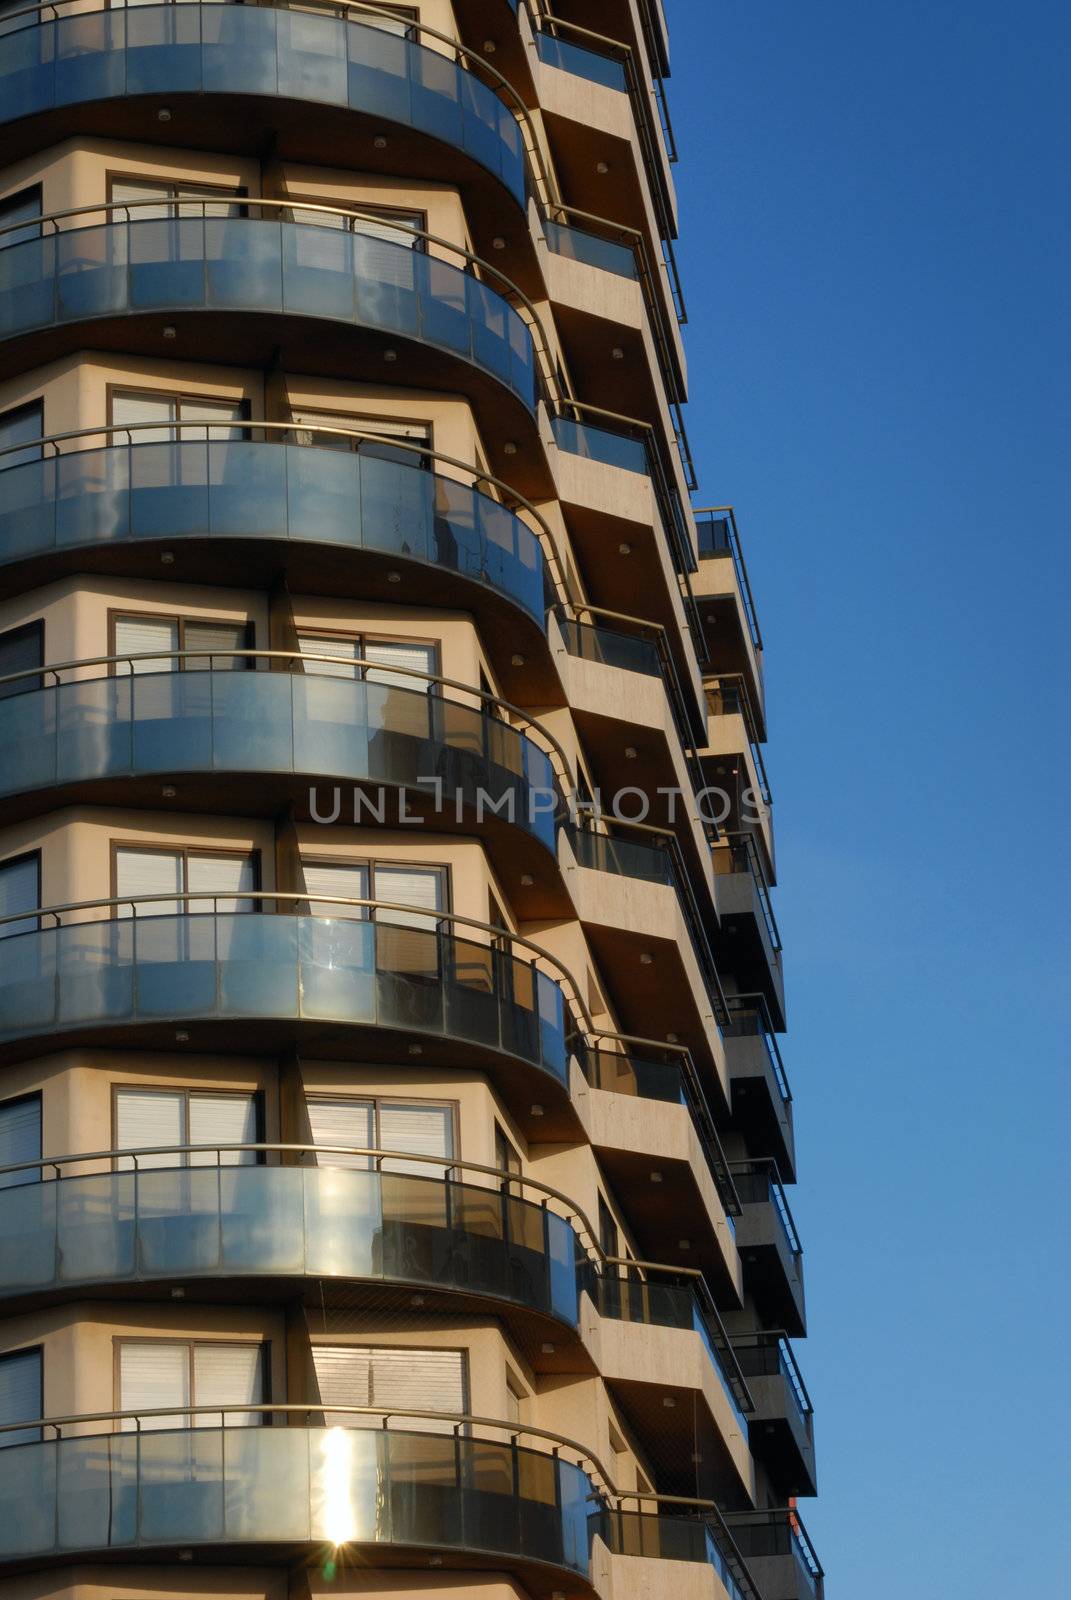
(0, 204), (538, 417)
(0, 898), (573, 1104)
(0, 1147), (582, 1330)
(0, 425), (557, 686)
(0, 2), (527, 207)
(0, 653), (563, 874)
(0, 1407), (594, 1581)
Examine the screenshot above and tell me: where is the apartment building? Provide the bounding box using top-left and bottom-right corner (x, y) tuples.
(0, 3), (821, 1599)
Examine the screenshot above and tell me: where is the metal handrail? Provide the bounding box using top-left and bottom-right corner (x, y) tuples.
(695, 505), (763, 655)
(0, 417), (572, 608)
(0, 1139), (748, 1405)
(729, 1329), (813, 1417)
(0, 193), (562, 404)
(724, 993), (791, 1103)
(0, 647), (574, 795)
(0, 0), (561, 216)
(715, 831), (781, 954)
(729, 1159), (802, 1257)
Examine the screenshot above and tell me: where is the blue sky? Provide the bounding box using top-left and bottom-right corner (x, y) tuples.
(667, 2), (1071, 1593)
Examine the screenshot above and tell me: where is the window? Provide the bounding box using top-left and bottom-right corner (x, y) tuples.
(114, 845), (258, 917)
(114, 1086), (259, 1170)
(290, 202), (426, 249)
(312, 1345), (467, 1433)
(0, 400), (43, 470)
(505, 1369), (525, 1427)
(112, 610), (253, 674)
(0, 852), (40, 940)
(0, 186), (41, 250)
(0, 621), (43, 701)
(349, 6), (419, 41)
(302, 859), (446, 928)
(494, 1122), (521, 1183)
(598, 1195), (619, 1260)
(118, 1341), (266, 1430)
(307, 1095), (455, 1176)
(0, 1348), (42, 1448)
(288, 409), (431, 465)
(297, 633), (437, 689)
(108, 177), (244, 221)
(0, 1093), (41, 1191)
(110, 387), (248, 443)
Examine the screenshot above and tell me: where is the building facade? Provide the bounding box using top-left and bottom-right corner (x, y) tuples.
(0, 4), (821, 1600)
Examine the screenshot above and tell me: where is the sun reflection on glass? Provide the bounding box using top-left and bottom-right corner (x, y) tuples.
(321, 1425), (357, 1547)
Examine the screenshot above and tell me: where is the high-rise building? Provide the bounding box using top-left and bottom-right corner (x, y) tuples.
(0, 3), (821, 1599)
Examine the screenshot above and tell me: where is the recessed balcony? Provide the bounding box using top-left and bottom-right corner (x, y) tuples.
(730, 1161), (806, 1337)
(0, 206), (538, 446)
(0, 656), (565, 899)
(724, 995), (796, 1181)
(724, 1509), (825, 1600)
(0, 1410), (594, 1585)
(596, 1507), (762, 1600)
(694, 509), (765, 721)
(0, 427), (555, 694)
(0, 3), (527, 212)
(712, 833), (785, 1030)
(0, 903), (574, 1131)
(732, 1332), (817, 1498)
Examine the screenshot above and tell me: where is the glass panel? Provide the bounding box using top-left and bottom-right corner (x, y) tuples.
(118, 1342), (190, 1430)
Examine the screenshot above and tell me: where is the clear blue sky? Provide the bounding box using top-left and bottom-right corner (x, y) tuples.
(667, 2), (1071, 1594)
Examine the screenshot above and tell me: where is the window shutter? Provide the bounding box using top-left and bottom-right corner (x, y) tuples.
(177, 400), (245, 440)
(363, 640), (435, 691)
(0, 402), (43, 469)
(0, 626), (43, 701)
(193, 1344), (264, 1427)
(373, 866), (443, 928)
(114, 848), (183, 918)
(0, 1096), (41, 1189)
(298, 634), (363, 679)
(115, 1088), (184, 1169)
(377, 1102), (453, 1177)
(0, 1350), (42, 1448)
(113, 615), (179, 675)
(307, 1098), (374, 1169)
(312, 1345), (373, 1426)
(118, 1343), (190, 1431)
(368, 1348), (466, 1432)
(111, 390), (177, 443)
(110, 181), (176, 222)
(188, 1093), (258, 1167)
(0, 855), (39, 940)
(0, 191), (41, 251)
(185, 853), (256, 915)
(183, 621), (250, 672)
(303, 862), (369, 920)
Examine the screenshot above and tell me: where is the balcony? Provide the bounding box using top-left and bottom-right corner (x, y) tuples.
(0, 3), (527, 209)
(724, 995), (796, 1182)
(730, 1161), (806, 1336)
(702, 674), (774, 872)
(0, 1148), (581, 1336)
(596, 1508), (761, 1600)
(0, 655), (565, 897)
(732, 1332), (817, 1498)
(695, 508), (764, 719)
(0, 426), (554, 692)
(0, 205), (538, 436)
(724, 1509), (825, 1600)
(0, 901), (574, 1130)
(712, 833), (785, 1029)
(0, 1410), (594, 1583)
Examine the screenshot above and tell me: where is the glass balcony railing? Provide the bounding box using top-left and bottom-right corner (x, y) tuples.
(0, 660), (560, 855)
(535, 29), (628, 92)
(544, 217), (638, 279)
(0, 430), (548, 622)
(724, 995), (792, 1108)
(0, 211), (537, 410)
(556, 614), (662, 679)
(595, 1509), (761, 1600)
(0, 1155), (580, 1328)
(0, 1415), (593, 1574)
(0, 3), (526, 206)
(0, 906), (570, 1084)
(725, 1509), (824, 1600)
(551, 412), (649, 475)
(732, 1332), (813, 1439)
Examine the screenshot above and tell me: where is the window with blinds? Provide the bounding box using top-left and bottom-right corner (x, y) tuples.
(0, 1094), (41, 1190)
(118, 1342), (266, 1431)
(0, 853), (39, 940)
(303, 861), (369, 920)
(115, 1086), (258, 1169)
(298, 635), (364, 679)
(109, 179), (242, 221)
(0, 1348), (42, 1449)
(307, 1096), (454, 1175)
(114, 847), (257, 917)
(312, 1345), (467, 1432)
(0, 622), (43, 701)
(0, 186), (41, 251)
(296, 633), (436, 690)
(113, 612), (252, 674)
(0, 399), (43, 469)
(111, 388), (247, 443)
(288, 410), (431, 464)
